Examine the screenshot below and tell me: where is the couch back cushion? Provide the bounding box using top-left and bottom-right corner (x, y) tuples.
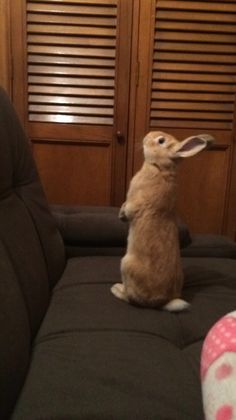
(0, 88), (66, 332)
(0, 241), (31, 419)
(0, 87), (66, 415)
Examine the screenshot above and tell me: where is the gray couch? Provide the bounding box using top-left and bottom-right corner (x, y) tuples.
(1, 86), (236, 420)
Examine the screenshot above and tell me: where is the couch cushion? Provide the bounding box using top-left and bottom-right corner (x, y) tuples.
(182, 234), (236, 259)
(0, 241), (31, 420)
(12, 255), (236, 420)
(52, 205), (128, 247)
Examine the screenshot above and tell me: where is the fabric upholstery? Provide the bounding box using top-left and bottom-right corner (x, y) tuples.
(52, 205), (128, 247)
(0, 193), (49, 335)
(0, 87), (66, 418)
(12, 256), (236, 420)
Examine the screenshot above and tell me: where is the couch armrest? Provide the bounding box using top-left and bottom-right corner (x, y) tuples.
(51, 205), (192, 257)
(181, 234), (236, 259)
(51, 205), (128, 257)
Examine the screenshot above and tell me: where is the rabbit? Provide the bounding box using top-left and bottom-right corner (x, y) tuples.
(111, 131), (214, 311)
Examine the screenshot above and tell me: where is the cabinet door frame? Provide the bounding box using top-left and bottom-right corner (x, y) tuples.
(0, 0), (11, 93)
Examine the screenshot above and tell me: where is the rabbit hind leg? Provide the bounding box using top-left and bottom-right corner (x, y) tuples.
(111, 283), (129, 302)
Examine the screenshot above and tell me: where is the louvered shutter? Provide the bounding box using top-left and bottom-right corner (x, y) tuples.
(150, 0), (236, 131)
(27, 0), (117, 125)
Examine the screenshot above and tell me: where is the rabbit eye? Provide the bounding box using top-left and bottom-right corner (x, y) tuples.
(157, 136), (165, 145)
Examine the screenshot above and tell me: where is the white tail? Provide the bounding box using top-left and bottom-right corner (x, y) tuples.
(163, 298), (190, 312)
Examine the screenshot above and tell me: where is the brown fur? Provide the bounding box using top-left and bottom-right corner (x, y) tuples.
(111, 131), (214, 310)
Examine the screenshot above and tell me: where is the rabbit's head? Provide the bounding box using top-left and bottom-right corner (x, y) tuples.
(143, 131), (214, 169)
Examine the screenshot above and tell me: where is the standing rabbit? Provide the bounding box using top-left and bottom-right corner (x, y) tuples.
(111, 131), (214, 311)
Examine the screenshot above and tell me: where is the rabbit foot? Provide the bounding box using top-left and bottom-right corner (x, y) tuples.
(111, 283), (128, 302)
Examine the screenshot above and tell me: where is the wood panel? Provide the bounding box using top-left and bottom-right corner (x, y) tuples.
(177, 147), (230, 234)
(33, 142), (112, 205)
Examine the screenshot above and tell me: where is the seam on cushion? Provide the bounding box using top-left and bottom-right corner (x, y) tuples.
(182, 338), (204, 351)
(34, 328), (182, 347)
(175, 315), (195, 350)
(53, 281), (116, 294)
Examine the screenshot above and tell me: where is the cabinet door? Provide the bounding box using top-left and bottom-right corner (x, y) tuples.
(132, 0), (236, 237)
(10, 0), (132, 206)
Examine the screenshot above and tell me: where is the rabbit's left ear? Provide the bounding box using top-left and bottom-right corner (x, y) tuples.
(173, 134), (214, 158)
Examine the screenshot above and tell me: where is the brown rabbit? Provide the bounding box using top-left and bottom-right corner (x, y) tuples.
(111, 131), (214, 311)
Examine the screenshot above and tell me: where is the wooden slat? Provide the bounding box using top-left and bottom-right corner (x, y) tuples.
(28, 85), (114, 97)
(150, 120), (233, 130)
(27, 13), (116, 27)
(155, 41), (236, 54)
(29, 114), (113, 124)
(151, 101), (234, 112)
(27, 24), (116, 38)
(28, 35), (116, 48)
(156, 21), (236, 34)
(152, 91), (235, 103)
(28, 45), (116, 58)
(28, 54), (115, 68)
(29, 104), (113, 116)
(157, 1), (236, 13)
(153, 71), (235, 84)
(153, 62), (236, 74)
(155, 31), (236, 44)
(157, 10), (236, 23)
(27, 3), (117, 16)
(155, 51), (236, 64)
(29, 94), (114, 106)
(31, 0), (117, 5)
(28, 65), (115, 78)
(151, 110), (233, 121)
(28, 75), (115, 87)
(152, 82), (234, 93)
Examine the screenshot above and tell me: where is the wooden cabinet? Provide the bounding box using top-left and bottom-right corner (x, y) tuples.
(3, 0), (236, 238)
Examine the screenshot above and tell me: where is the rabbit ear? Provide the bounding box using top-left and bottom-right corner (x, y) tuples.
(174, 134), (214, 158)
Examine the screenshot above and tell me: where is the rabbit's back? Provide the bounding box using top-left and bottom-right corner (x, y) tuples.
(124, 163), (183, 296)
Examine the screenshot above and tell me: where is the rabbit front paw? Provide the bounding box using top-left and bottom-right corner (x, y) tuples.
(119, 203), (128, 222)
